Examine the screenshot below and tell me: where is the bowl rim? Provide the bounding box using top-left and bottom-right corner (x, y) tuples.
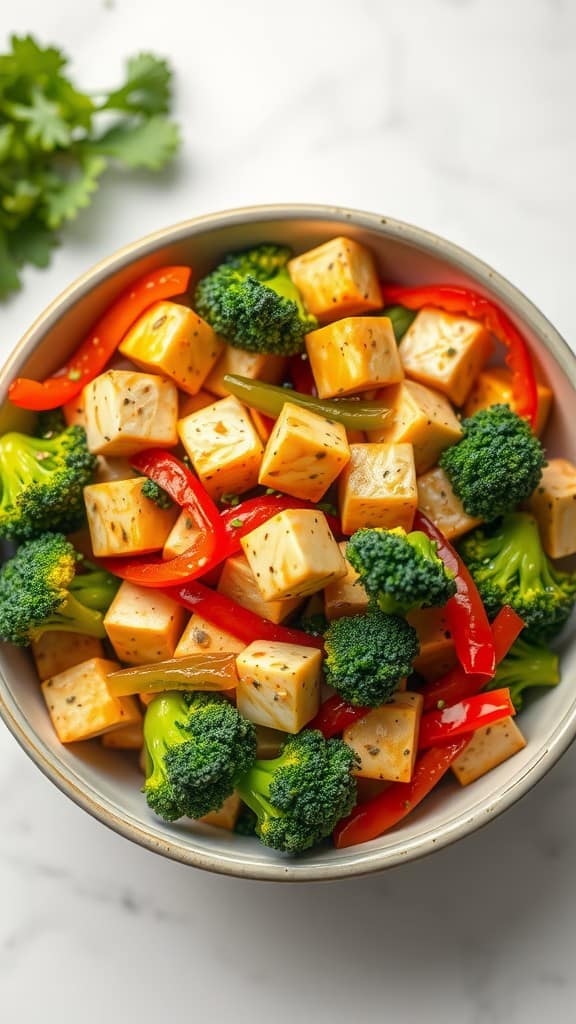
(1, 201), (575, 882)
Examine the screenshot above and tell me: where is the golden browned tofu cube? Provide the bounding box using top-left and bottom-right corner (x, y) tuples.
(338, 443), (417, 535)
(464, 366), (552, 437)
(452, 718), (526, 786)
(217, 554), (302, 624)
(204, 345), (287, 398)
(119, 301), (223, 395)
(417, 466), (481, 541)
(241, 509), (346, 602)
(407, 607), (457, 681)
(250, 408), (275, 442)
(528, 458), (576, 558)
(178, 388), (217, 419)
(41, 657), (141, 743)
(258, 402), (350, 502)
(162, 510), (200, 560)
(288, 237), (381, 323)
(343, 692), (424, 782)
(199, 792), (242, 830)
(370, 379), (463, 474)
(32, 632), (105, 682)
(174, 612), (245, 658)
(324, 542), (369, 620)
(399, 308), (493, 406)
(84, 477), (178, 557)
(236, 641), (321, 732)
(305, 317), (402, 399)
(83, 370), (178, 456)
(178, 395), (264, 500)
(93, 456), (134, 485)
(104, 582), (186, 665)
(101, 718), (144, 750)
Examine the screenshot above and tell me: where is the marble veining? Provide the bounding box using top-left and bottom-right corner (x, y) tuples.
(1, 1), (576, 1020)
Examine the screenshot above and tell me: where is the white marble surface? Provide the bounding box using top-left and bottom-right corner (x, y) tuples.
(1, 0), (576, 1019)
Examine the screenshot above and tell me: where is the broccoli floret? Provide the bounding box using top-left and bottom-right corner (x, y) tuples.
(459, 513), (576, 640)
(194, 244), (317, 356)
(235, 730), (357, 853)
(141, 478), (173, 510)
(0, 532), (120, 646)
(486, 636), (560, 711)
(0, 424), (96, 540)
(439, 405), (545, 521)
(143, 692), (257, 822)
(346, 527), (456, 615)
(324, 610), (420, 707)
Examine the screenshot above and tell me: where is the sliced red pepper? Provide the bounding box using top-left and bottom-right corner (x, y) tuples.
(418, 687), (515, 750)
(380, 283), (538, 428)
(422, 605), (524, 712)
(9, 266), (191, 411)
(309, 694), (370, 738)
(165, 580), (324, 650)
(414, 511), (496, 677)
(333, 736), (470, 848)
(289, 354), (317, 396)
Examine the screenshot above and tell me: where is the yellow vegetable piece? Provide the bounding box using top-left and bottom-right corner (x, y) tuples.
(104, 581), (186, 665)
(417, 466), (481, 541)
(236, 640), (322, 733)
(369, 379), (463, 474)
(84, 476), (178, 557)
(258, 401), (350, 502)
(218, 553), (302, 624)
(528, 457), (576, 559)
(288, 236), (381, 323)
(83, 370), (178, 456)
(338, 442), (417, 535)
(452, 718), (526, 786)
(178, 395), (264, 501)
(343, 692), (424, 783)
(399, 307), (493, 406)
(305, 316), (403, 399)
(41, 657), (141, 744)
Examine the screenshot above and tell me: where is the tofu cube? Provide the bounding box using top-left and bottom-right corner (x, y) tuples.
(178, 388), (217, 419)
(241, 509), (346, 602)
(464, 366), (552, 437)
(104, 582), (186, 664)
(217, 554), (302, 624)
(399, 308), (493, 406)
(174, 612), (245, 657)
(258, 401), (350, 502)
(32, 632), (105, 682)
(324, 541), (369, 619)
(407, 607), (457, 681)
(162, 510), (201, 560)
(304, 317), (403, 399)
(370, 380), (463, 474)
(343, 692), (424, 782)
(338, 443), (417, 535)
(199, 792), (242, 830)
(101, 718), (144, 750)
(250, 409), (276, 443)
(417, 466), (481, 541)
(119, 301), (224, 395)
(94, 456), (135, 484)
(84, 477), (178, 557)
(236, 641), (322, 733)
(528, 458), (576, 558)
(204, 344), (287, 398)
(41, 658), (141, 743)
(452, 718), (526, 786)
(83, 370), (178, 456)
(178, 396), (264, 500)
(288, 237), (381, 323)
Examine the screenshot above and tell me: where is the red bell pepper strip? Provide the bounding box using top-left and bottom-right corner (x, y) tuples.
(289, 354), (317, 396)
(165, 581), (324, 649)
(418, 687), (515, 750)
(380, 283), (538, 428)
(8, 266), (191, 411)
(422, 605), (524, 712)
(333, 736), (471, 848)
(309, 694), (370, 738)
(414, 511), (496, 677)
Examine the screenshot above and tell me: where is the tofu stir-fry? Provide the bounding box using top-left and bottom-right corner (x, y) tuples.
(2, 237), (575, 853)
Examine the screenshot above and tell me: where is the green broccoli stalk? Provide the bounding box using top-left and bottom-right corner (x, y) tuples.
(459, 513), (576, 640)
(141, 478), (173, 509)
(485, 636), (560, 710)
(346, 527), (456, 615)
(324, 610), (420, 707)
(439, 404), (545, 521)
(0, 425), (96, 540)
(235, 730), (358, 853)
(194, 244), (317, 356)
(143, 692), (257, 822)
(0, 532), (120, 646)
(383, 305), (416, 341)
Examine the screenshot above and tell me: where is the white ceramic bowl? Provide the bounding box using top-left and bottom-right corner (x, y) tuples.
(1, 204), (575, 882)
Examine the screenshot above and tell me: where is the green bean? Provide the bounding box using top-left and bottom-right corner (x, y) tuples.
(223, 375), (391, 431)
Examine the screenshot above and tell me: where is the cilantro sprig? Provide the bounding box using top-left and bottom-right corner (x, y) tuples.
(0, 36), (181, 297)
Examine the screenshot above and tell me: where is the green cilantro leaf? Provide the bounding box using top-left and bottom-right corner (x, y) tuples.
(4, 89), (72, 150)
(0, 230), (21, 298)
(90, 116), (180, 170)
(43, 154), (107, 228)
(101, 53), (173, 115)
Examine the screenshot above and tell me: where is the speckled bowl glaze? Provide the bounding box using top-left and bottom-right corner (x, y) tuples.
(1, 204), (575, 882)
